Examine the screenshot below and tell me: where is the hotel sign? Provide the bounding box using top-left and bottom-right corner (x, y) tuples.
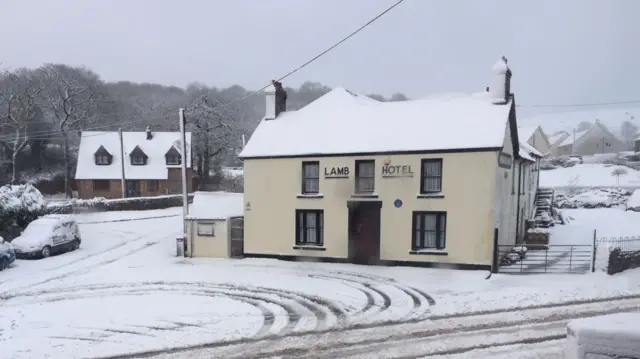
(382, 164), (414, 178)
(324, 166), (350, 178)
(498, 152), (513, 169)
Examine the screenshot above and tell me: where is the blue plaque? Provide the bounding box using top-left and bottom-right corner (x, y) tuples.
(394, 199), (403, 208)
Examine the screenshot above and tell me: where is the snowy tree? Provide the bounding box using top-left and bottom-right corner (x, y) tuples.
(38, 64), (108, 197)
(576, 121), (593, 132)
(620, 120), (639, 147)
(611, 167), (628, 186)
(0, 68), (45, 184)
(185, 88), (242, 183)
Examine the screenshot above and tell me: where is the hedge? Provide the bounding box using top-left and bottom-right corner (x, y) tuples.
(47, 194), (195, 214)
(607, 248), (640, 275)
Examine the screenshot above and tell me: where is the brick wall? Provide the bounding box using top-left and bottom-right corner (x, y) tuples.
(76, 169), (194, 199)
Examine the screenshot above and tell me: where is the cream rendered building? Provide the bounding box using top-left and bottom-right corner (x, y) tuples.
(239, 59), (539, 271)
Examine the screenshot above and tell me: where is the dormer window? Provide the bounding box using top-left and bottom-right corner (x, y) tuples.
(165, 146), (182, 165)
(129, 146), (148, 166)
(94, 145), (112, 166)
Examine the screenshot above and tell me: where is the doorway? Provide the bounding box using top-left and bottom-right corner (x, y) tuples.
(125, 180), (140, 198)
(347, 201), (382, 265)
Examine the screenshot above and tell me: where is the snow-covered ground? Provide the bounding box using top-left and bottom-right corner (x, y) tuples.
(1, 207), (639, 358)
(540, 163), (640, 189)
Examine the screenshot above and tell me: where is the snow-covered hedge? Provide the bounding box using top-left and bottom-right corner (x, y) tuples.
(555, 187), (631, 209)
(540, 156), (580, 171)
(0, 184), (47, 241)
(627, 189), (640, 212)
(47, 194), (195, 214)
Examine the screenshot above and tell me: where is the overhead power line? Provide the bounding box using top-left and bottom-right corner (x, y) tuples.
(0, 0), (406, 143)
(517, 99), (640, 108)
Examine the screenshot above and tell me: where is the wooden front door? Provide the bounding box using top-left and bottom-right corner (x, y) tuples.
(125, 180), (140, 198)
(348, 201), (382, 265)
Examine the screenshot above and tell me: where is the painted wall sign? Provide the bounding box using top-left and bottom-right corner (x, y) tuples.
(382, 164), (414, 178)
(394, 199), (403, 208)
(324, 166), (350, 178)
(497, 152), (513, 169)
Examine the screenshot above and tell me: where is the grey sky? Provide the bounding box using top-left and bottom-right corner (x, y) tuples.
(2, 0), (639, 117)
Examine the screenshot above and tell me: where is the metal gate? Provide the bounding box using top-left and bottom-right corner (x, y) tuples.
(497, 244), (594, 274)
(229, 217), (244, 258)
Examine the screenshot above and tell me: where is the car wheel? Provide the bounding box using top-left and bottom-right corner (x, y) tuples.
(41, 246), (51, 258)
(72, 240), (80, 251)
(0, 257), (7, 271)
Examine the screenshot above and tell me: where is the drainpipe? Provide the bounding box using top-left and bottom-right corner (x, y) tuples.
(515, 161), (524, 244)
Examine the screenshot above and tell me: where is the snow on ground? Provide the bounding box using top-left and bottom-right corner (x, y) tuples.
(552, 208), (640, 245)
(540, 164), (640, 188)
(1, 208), (639, 358)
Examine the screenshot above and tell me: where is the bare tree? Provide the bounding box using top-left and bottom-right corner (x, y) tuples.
(186, 90), (241, 184)
(0, 68), (45, 183)
(38, 64), (107, 197)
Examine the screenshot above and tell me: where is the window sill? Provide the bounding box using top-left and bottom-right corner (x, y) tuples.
(197, 234), (215, 237)
(293, 245), (326, 251)
(351, 193), (379, 199)
(410, 250), (448, 256)
(417, 193), (444, 199)
(296, 193), (324, 199)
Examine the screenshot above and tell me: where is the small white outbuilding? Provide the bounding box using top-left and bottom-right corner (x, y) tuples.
(185, 191), (244, 258)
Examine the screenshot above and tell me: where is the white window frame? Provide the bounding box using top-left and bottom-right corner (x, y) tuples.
(197, 222), (215, 236)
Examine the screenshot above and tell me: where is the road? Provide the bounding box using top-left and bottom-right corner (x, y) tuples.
(142, 297), (640, 359)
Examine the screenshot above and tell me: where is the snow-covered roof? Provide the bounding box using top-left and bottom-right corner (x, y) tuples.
(519, 141), (542, 161)
(239, 87), (513, 159)
(558, 129), (588, 147)
(75, 131), (192, 180)
(186, 191), (244, 220)
(548, 131), (569, 145)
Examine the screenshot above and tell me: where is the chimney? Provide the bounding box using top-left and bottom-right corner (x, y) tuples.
(146, 126), (153, 140)
(491, 56), (512, 105)
(265, 80), (287, 120)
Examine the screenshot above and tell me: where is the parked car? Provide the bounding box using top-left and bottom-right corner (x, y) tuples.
(0, 236), (16, 271)
(11, 215), (81, 259)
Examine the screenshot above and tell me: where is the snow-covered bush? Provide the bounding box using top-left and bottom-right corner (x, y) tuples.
(555, 187), (632, 209)
(0, 184), (47, 241)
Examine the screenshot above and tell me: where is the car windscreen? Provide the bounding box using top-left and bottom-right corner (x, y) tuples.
(22, 220), (58, 236)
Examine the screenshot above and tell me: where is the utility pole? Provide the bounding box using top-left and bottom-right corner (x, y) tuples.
(571, 128), (576, 156)
(179, 108), (189, 252)
(118, 128), (126, 198)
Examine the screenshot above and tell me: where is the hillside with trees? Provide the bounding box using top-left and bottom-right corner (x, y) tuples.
(0, 64), (409, 196)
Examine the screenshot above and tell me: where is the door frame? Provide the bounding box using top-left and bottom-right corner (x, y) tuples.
(125, 180), (140, 198)
(347, 200), (382, 265)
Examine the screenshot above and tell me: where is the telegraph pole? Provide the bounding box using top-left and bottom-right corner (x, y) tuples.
(179, 109), (189, 248)
(118, 128), (126, 198)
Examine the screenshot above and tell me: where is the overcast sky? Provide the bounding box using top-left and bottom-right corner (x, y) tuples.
(2, 0), (639, 117)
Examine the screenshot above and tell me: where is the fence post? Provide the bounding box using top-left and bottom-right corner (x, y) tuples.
(492, 228), (499, 273)
(590, 229), (597, 273)
(569, 245), (574, 272)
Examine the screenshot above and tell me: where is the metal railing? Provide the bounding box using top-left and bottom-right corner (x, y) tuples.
(597, 236), (640, 252)
(497, 244), (593, 274)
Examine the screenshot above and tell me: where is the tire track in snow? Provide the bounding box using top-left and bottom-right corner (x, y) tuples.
(195, 297), (640, 359)
(0, 281), (344, 340)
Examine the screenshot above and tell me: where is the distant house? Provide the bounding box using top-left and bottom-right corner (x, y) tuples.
(549, 120), (626, 156)
(635, 137), (640, 153)
(237, 57), (540, 270)
(517, 125), (550, 156)
(75, 129), (193, 199)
